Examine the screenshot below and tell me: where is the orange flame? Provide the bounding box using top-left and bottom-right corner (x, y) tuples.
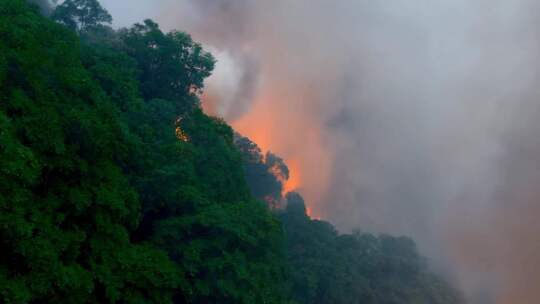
(175, 117), (189, 142)
(283, 158), (300, 195)
(305, 206), (321, 220)
(201, 54), (333, 221)
(219, 90), (331, 221)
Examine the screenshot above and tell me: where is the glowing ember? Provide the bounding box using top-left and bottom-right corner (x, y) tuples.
(176, 128), (189, 142)
(175, 117), (189, 142)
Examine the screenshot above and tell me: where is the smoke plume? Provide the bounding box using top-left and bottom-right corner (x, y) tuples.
(101, 0), (540, 302)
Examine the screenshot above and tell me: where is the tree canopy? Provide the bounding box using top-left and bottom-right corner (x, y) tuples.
(234, 134), (289, 206)
(1, 1), (179, 302)
(51, 0), (111, 32)
(277, 195), (463, 304)
(119, 19), (215, 106)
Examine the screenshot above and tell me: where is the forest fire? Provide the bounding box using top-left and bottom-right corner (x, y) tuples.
(16, 0), (540, 302)
(212, 89), (332, 221)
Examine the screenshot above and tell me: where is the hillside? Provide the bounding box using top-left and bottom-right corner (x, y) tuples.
(0, 1), (462, 303)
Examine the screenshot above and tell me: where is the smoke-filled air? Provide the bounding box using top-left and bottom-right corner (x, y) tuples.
(4, 0), (540, 303)
(97, 1), (540, 302)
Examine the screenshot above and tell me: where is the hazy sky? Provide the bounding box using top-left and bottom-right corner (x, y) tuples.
(100, 1), (540, 302)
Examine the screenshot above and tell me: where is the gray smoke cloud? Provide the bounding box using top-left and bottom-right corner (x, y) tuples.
(100, 0), (540, 302)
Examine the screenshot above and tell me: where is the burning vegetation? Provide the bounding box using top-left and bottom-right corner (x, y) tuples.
(175, 117), (189, 142)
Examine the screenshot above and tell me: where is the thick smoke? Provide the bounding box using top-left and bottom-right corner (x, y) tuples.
(101, 0), (540, 302)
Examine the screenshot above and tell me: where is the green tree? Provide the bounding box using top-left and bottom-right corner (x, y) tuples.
(277, 193), (463, 304)
(235, 134), (288, 206)
(119, 20), (215, 108)
(26, 0), (52, 15)
(0, 1), (180, 302)
(52, 0), (112, 32)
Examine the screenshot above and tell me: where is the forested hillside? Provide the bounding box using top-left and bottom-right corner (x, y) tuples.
(0, 0), (462, 303)
(237, 136), (463, 304)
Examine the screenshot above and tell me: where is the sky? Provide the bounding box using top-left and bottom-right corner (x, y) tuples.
(100, 1), (540, 302)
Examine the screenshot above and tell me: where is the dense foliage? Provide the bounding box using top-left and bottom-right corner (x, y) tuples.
(52, 0), (112, 33)
(279, 193), (462, 304)
(0, 1), (462, 303)
(1, 1), (285, 303)
(234, 134), (289, 207)
(236, 138), (464, 304)
(0, 1), (180, 302)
